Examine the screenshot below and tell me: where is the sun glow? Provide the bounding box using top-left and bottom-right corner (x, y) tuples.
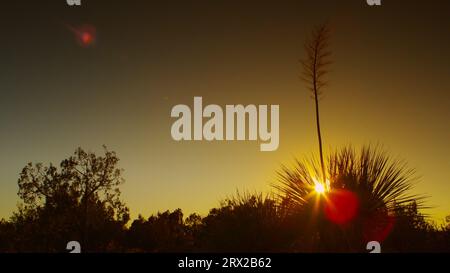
(313, 177), (330, 195)
(314, 181), (325, 194)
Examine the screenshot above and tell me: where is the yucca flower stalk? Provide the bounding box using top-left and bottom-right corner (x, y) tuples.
(301, 23), (332, 183)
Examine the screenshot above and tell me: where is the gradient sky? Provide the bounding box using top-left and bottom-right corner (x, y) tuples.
(0, 0), (449, 223)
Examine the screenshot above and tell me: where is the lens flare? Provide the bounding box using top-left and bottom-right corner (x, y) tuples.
(66, 24), (96, 47)
(324, 189), (359, 225)
(363, 210), (395, 242)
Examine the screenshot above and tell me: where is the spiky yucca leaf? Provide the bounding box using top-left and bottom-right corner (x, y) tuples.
(275, 146), (425, 215)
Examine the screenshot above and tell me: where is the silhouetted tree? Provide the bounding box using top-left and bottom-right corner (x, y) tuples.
(15, 146), (129, 252)
(0, 219), (14, 252)
(126, 209), (190, 252)
(184, 213), (203, 249)
(382, 202), (436, 252)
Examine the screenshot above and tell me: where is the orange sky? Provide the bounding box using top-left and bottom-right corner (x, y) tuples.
(0, 0), (448, 224)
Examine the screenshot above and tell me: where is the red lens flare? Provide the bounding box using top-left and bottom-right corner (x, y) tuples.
(66, 24), (96, 47)
(324, 189), (359, 225)
(363, 210), (395, 242)
(81, 32), (93, 45)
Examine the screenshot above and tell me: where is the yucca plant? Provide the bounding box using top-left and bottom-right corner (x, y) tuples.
(274, 145), (425, 251)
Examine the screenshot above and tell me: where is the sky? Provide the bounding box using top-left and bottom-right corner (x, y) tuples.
(0, 0), (449, 223)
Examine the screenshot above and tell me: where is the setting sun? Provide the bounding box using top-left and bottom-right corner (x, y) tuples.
(314, 182), (325, 194)
(313, 178), (330, 195)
